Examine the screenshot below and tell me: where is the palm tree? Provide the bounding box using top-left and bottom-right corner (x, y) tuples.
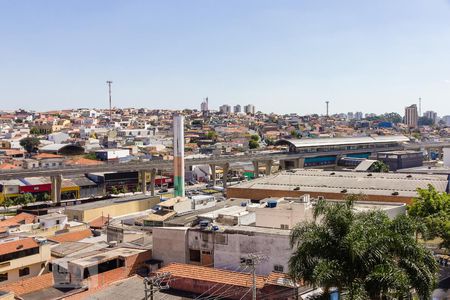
(289, 197), (438, 300)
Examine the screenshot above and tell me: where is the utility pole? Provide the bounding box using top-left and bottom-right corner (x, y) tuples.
(241, 253), (267, 300)
(106, 80), (113, 125)
(143, 272), (171, 300)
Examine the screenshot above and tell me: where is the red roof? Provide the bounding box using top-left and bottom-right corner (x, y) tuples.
(0, 163), (19, 170)
(48, 228), (92, 243)
(156, 263), (266, 289)
(0, 213), (36, 229)
(0, 238), (39, 256)
(65, 157), (103, 166)
(0, 272), (54, 294)
(34, 153), (64, 159)
(88, 216), (110, 229)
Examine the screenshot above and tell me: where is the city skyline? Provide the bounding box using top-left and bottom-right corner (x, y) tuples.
(1, 0), (450, 114)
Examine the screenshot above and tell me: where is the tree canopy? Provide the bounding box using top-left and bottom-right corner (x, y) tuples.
(369, 161), (389, 173)
(408, 184), (450, 246)
(20, 137), (40, 153)
(289, 197), (437, 300)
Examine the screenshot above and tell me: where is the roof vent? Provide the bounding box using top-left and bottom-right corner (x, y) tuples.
(367, 173), (373, 177)
(16, 245), (24, 250)
(293, 187), (300, 191)
(391, 191), (399, 196)
(406, 175), (412, 178)
(330, 172), (335, 175)
(341, 189), (347, 193)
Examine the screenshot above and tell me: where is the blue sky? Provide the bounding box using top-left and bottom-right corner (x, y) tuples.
(1, 0), (450, 115)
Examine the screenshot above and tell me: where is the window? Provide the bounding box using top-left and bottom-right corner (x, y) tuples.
(56, 220), (60, 225)
(202, 233), (209, 242)
(280, 224), (289, 230)
(0, 273), (7, 282)
(189, 249), (201, 262)
(19, 267), (30, 277)
(274, 265), (284, 272)
(0, 247), (39, 263)
(215, 233), (228, 245)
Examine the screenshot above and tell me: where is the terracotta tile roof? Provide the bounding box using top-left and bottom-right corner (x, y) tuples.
(48, 228), (92, 243)
(65, 157), (103, 166)
(0, 163), (19, 170)
(34, 153), (64, 159)
(88, 216), (110, 229)
(0, 238), (39, 256)
(0, 272), (54, 295)
(156, 263), (266, 289)
(0, 213), (37, 229)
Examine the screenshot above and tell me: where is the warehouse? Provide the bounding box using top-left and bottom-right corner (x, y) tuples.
(227, 169), (449, 204)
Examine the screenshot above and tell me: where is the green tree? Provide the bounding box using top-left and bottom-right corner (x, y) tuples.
(249, 139), (259, 149)
(369, 161), (389, 173)
(13, 193), (36, 208)
(83, 153), (99, 160)
(408, 184), (450, 244)
(206, 131), (218, 141)
(20, 137), (40, 153)
(2, 198), (14, 215)
(250, 134), (260, 141)
(110, 186), (119, 195)
(289, 197), (437, 300)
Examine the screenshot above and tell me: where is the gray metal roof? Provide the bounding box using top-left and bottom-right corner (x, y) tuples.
(230, 169), (448, 198)
(278, 135), (409, 148)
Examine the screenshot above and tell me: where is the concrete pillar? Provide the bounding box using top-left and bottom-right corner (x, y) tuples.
(140, 170), (147, 194)
(297, 158), (305, 168)
(265, 160), (273, 176)
(51, 174), (62, 203)
(150, 168), (156, 196)
(222, 163), (229, 190)
(253, 161), (259, 178)
(210, 164), (216, 186)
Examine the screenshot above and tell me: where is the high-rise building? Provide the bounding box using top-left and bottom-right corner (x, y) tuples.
(355, 112), (363, 120)
(405, 104), (418, 128)
(423, 111), (437, 124)
(244, 104), (255, 115)
(219, 104), (231, 114)
(347, 112), (354, 120)
(442, 115), (450, 126)
(200, 97), (209, 112)
(233, 105), (241, 113)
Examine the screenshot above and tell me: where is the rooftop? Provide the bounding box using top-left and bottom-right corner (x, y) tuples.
(277, 135), (409, 148)
(0, 237), (38, 257)
(65, 194), (158, 212)
(229, 169), (448, 198)
(156, 263), (266, 289)
(48, 228), (93, 243)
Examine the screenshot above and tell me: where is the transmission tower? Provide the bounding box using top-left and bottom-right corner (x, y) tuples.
(143, 272), (171, 300)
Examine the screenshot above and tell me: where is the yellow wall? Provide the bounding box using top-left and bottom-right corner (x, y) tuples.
(0, 243), (50, 285)
(65, 196), (160, 222)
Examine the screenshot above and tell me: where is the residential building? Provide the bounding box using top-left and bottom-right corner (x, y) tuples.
(219, 105), (231, 114)
(233, 105), (241, 113)
(423, 110), (438, 124)
(405, 104), (418, 128)
(0, 237), (50, 285)
(244, 104), (255, 115)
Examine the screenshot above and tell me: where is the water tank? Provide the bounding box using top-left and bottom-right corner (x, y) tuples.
(444, 148), (450, 167)
(266, 200), (278, 208)
(199, 220), (209, 228)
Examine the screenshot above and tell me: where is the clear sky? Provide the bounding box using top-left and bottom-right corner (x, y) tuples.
(1, 0), (450, 115)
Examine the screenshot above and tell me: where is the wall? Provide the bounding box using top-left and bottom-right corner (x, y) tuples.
(65, 196), (160, 222)
(255, 202), (313, 229)
(227, 187), (413, 204)
(214, 231), (292, 275)
(152, 227), (189, 265)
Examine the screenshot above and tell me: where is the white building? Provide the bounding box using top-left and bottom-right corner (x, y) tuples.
(152, 225), (291, 275)
(423, 110), (438, 124)
(233, 105), (241, 113)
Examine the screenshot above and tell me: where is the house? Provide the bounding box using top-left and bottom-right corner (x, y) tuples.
(0, 237), (50, 285)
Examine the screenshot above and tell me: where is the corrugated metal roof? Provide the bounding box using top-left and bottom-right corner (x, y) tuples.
(279, 135), (409, 148)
